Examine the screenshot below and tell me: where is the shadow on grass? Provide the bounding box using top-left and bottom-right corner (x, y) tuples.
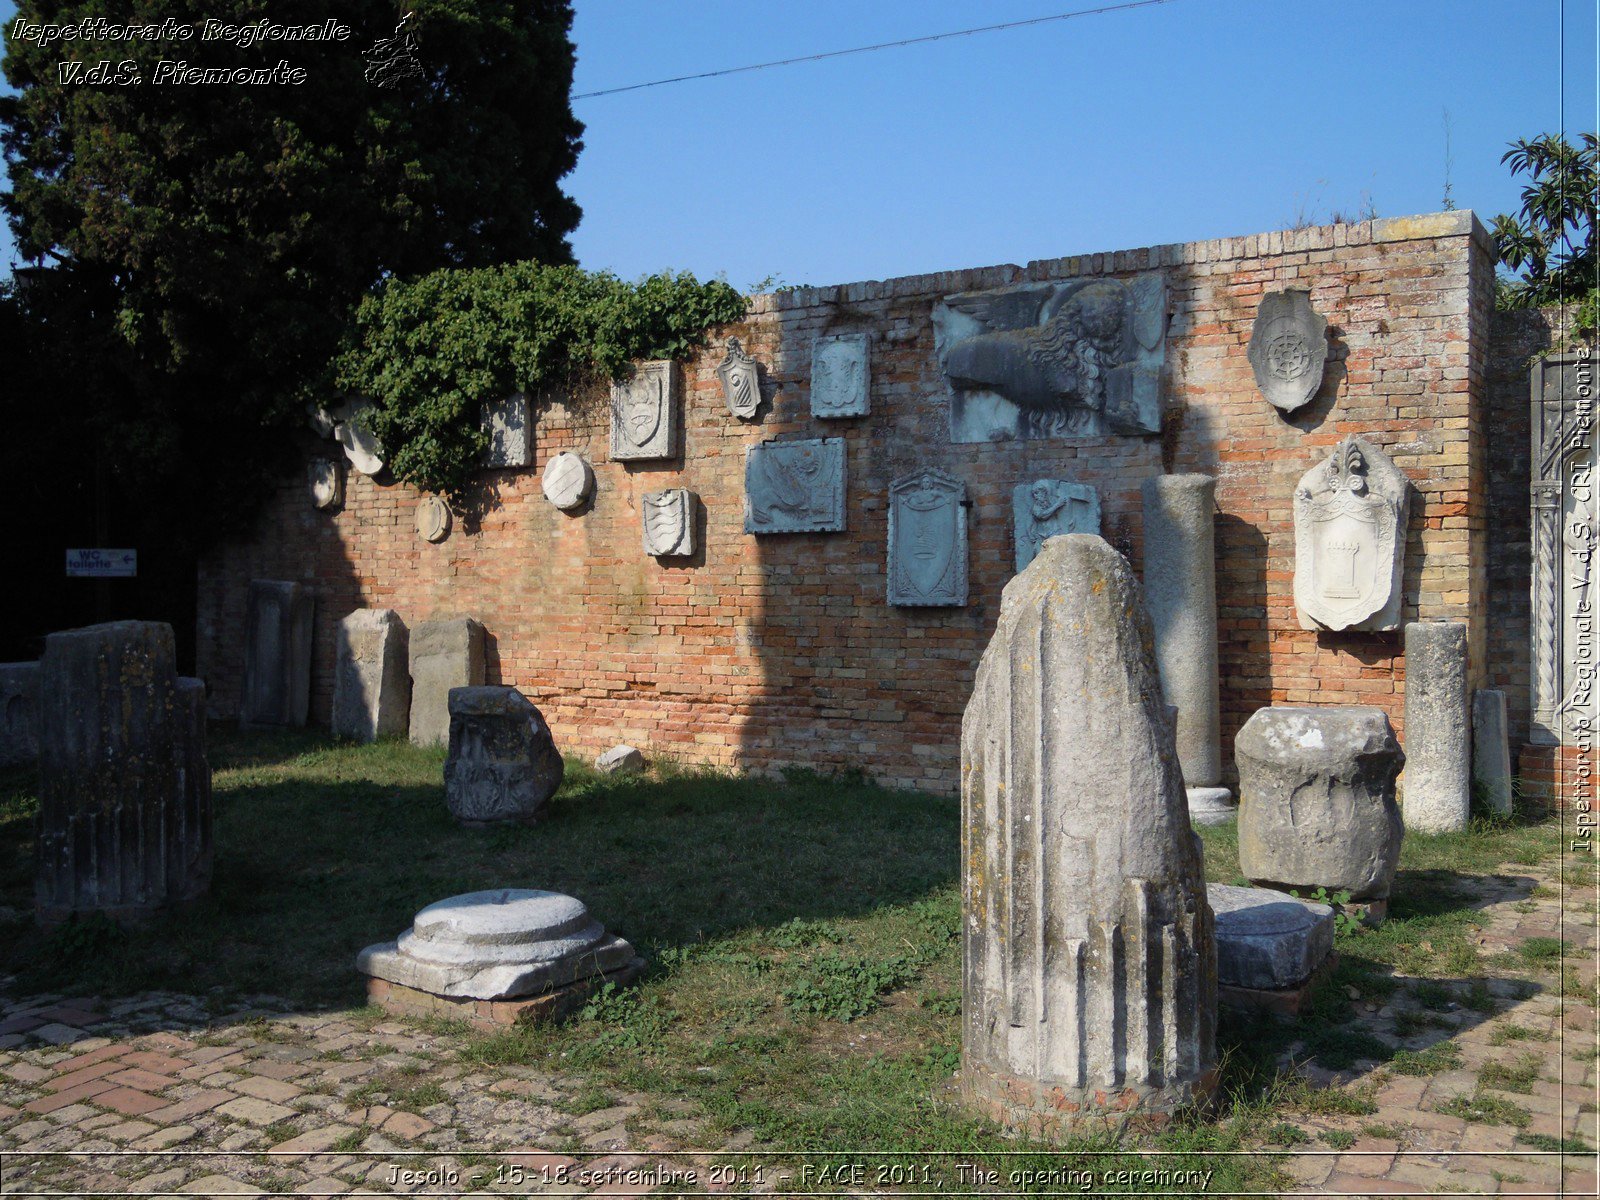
(0, 727), (959, 1011)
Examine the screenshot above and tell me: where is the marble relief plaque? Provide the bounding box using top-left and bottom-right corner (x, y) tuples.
(888, 469), (968, 607)
(1249, 290), (1328, 413)
(482, 392), (532, 468)
(718, 337), (762, 419)
(308, 458), (345, 511)
(416, 495), (452, 544)
(1292, 435), (1409, 631)
(811, 332), (870, 418)
(744, 438), (846, 534)
(934, 273), (1166, 442)
(610, 361), (678, 461)
(541, 452), (594, 511)
(1012, 479), (1101, 573)
(642, 488), (696, 557)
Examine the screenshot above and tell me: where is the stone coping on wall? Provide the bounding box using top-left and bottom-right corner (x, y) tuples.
(752, 210), (1491, 314)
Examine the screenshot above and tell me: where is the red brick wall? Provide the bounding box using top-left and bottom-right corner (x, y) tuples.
(197, 211), (1494, 794)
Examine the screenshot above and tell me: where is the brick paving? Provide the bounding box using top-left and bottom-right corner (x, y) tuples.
(0, 855), (1595, 1196)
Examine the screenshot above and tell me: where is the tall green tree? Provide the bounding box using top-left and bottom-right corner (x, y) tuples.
(1491, 132), (1597, 312)
(1, 0), (585, 541)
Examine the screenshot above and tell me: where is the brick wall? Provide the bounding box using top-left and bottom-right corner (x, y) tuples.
(197, 211), (1495, 795)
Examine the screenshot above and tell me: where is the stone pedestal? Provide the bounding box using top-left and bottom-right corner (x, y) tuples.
(35, 623), (212, 924)
(332, 610), (411, 743)
(1403, 621), (1472, 833)
(1236, 706), (1404, 905)
(1209, 883), (1334, 1015)
(961, 534), (1216, 1138)
(408, 619), (485, 748)
(444, 687), (564, 825)
(358, 889), (642, 1031)
(0, 662), (39, 767)
(1472, 689), (1514, 817)
(242, 581), (312, 727)
(1142, 475), (1222, 789)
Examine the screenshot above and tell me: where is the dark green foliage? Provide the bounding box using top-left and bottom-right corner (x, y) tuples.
(0, 0), (585, 546)
(781, 953), (923, 1022)
(335, 263), (747, 501)
(1491, 133), (1598, 331)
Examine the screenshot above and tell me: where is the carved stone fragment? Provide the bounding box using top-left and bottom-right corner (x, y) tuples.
(610, 360), (678, 461)
(482, 392), (531, 469)
(308, 458), (345, 511)
(717, 337), (762, 419)
(242, 580), (313, 727)
(444, 687), (564, 826)
(1472, 688), (1514, 817)
(1248, 290), (1328, 413)
(1293, 435), (1410, 631)
(961, 534), (1216, 1138)
(331, 401), (385, 475)
(1011, 479), (1100, 572)
(541, 452), (594, 511)
(416, 495), (451, 543)
(888, 469), (967, 607)
(810, 332), (870, 418)
(935, 274), (1166, 442)
(1403, 621), (1471, 833)
(744, 438), (846, 534)
(642, 488), (696, 557)
(332, 609), (411, 743)
(409, 618), (485, 748)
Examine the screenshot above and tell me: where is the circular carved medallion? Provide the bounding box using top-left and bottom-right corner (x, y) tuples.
(1266, 330), (1311, 381)
(541, 452), (594, 511)
(416, 495), (451, 543)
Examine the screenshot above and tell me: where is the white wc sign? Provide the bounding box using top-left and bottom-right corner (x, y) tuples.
(66, 548), (137, 577)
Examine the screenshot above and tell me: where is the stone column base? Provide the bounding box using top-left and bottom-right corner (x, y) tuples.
(366, 958), (645, 1032)
(960, 1060), (1218, 1141)
(1187, 786), (1236, 825)
(1218, 952), (1340, 1019)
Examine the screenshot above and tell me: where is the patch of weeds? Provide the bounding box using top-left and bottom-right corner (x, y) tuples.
(1463, 981), (1497, 1013)
(1318, 1129), (1356, 1150)
(1389, 1040), (1463, 1076)
(399, 1013), (471, 1039)
(329, 1127), (367, 1153)
(1561, 967), (1599, 1002)
(908, 892), (960, 944)
(1490, 1023), (1551, 1045)
(1437, 1093), (1532, 1127)
(1303, 1025), (1391, 1070)
(345, 1005), (388, 1031)
(391, 1079), (448, 1111)
(1361, 1122), (1404, 1139)
(1410, 980), (1456, 1010)
(243, 1016), (303, 1044)
(1279, 1078), (1379, 1117)
(1513, 900), (1538, 913)
(262, 1120), (300, 1145)
(769, 918), (843, 949)
(1529, 884), (1557, 899)
(918, 990), (960, 1016)
(1517, 1131), (1595, 1152)
(344, 1081), (385, 1107)
(1393, 1010), (1451, 1038)
(1517, 936), (1569, 965)
(1263, 1122), (1310, 1146)
(577, 982), (675, 1051)
(782, 953), (922, 1022)
(1479, 1053), (1543, 1094)
(559, 1084), (615, 1116)
(1576, 1043), (1600, 1063)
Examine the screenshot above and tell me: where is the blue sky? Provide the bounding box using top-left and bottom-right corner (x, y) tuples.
(3, 1), (1597, 287)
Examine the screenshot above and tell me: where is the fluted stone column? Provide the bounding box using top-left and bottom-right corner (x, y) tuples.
(35, 622), (212, 924)
(1403, 621), (1472, 832)
(1142, 474), (1230, 823)
(961, 535), (1217, 1139)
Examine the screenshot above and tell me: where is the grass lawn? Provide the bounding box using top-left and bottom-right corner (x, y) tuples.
(0, 728), (1579, 1193)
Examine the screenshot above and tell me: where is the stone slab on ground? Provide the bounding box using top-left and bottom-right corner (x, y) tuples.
(1209, 883), (1334, 991)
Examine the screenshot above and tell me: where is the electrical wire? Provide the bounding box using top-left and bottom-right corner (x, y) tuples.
(572, 0), (1182, 100)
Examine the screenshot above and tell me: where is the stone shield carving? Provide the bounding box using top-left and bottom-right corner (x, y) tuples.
(610, 361), (678, 461)
(717, 337), (762, 419)
(744, 438), (846, 534)
(811, 332), (870, 418)
(1293, 436), (1410, 631)
(934, 274), (1166, 443)
(1012, 479), (1101, 572)
(642, 488), (695, 557)
(889, 469), (968, 607)
(416, 495), (451, 544)
(1249, 290), (1328, 413)
(541, 452), (594, 511)
(331, 401), (385, 476)
(308, 458), (345, 511)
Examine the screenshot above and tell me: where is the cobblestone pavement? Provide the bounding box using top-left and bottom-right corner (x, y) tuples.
(0, 856), (1595, 1197)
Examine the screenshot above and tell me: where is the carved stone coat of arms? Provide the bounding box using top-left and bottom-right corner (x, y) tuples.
(888, 469), (968, 607)
(1293, 435), (1410, 631)
(610, 361), (678, 461)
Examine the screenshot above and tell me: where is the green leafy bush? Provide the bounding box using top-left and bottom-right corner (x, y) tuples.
(336, 263), (747, 501)
(782, 953), (922, 1022)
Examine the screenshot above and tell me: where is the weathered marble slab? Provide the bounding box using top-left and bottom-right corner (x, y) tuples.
(1404, 621), (1471, 833)
(610, 360), (678, 461)
(416, 496), (451, 543)
(1249, 290), (1329, 413)
(482, 392), (531, 469)
(1012, 479), (1100, 572)
(332, 609), (411, 743)
(888, 469), (967, 606)
(408, 618), (485, 748)
(308, 458), (345, 511)
(642, 488), (696, 557)
(1472, 688), (1514, 817)
(810, 332), (870, 418)
(935, 274), (1166, 442)
(717, 337), (762, 419)
(744, 438), (846, 534)
(242, 580), (313, 727)
(1293, 435), (1410, 631)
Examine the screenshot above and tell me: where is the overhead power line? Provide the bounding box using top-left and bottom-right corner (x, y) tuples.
(572, 0), (1182, 100)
